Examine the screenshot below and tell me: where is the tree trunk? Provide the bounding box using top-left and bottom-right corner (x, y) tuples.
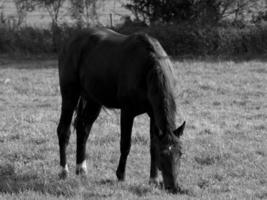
(51, 20), (60, 53)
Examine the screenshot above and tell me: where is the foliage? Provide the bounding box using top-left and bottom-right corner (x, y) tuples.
(125, 0), (264, 25)
(32, 0), (66, 52)
(1, 23), (267, 57)
(116, 22), (267, 57)
(13, 0), (35, 27)
(32, 0), (65, 25)
(2, 3), (267, 58)
(0, 26), (52, 54)
(251, 2), (267, 24)
(69, 0), (100, 27)
(124, 0), (195, 24)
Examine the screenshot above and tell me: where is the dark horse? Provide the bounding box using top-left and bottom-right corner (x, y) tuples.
(57, 27), (185, 193)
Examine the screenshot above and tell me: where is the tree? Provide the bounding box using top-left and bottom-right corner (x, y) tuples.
(69, 0), (100, 27)
(33, 0), (66, 52)
(125, 0), (195, 24)
(252, 1), (267, 24)
(34, 0), (65, 27)
(192, 0), (231, 25)
(0, 0), (8, 24)
(13, 0), (35, 27)
(125, 0), (263, 25)
(214, 0), (259, 23)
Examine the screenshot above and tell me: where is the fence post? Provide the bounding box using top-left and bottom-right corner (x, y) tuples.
(109, 13), (113, 27)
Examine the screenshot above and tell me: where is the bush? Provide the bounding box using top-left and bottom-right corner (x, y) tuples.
(1, 22), (267, 58)
(116, 22), (267, 58)
(0, 27), (53, 55)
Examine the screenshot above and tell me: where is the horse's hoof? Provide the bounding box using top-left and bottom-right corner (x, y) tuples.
(76, 161), (87, 175)
(149, 178), (160, 187)
(165, 184), (189, 194)
(116, 170), (125, 181)
(59, 166), (69, 179)
(75, 168), (87, 175)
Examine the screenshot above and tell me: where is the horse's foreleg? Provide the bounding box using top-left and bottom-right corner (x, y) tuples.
(116, 109), (134, 181)
(149, 118), (160, 186)
(75, 100), (101, 175)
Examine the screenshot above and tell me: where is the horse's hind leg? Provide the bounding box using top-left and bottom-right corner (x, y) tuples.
(57, 89), (79, 179)
(75, 98), (101, 175)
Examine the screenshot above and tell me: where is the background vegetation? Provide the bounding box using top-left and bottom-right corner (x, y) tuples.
(1, 0), (267, 57)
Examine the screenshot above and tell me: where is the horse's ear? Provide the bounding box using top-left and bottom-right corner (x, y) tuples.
(173, 121), (186, 138)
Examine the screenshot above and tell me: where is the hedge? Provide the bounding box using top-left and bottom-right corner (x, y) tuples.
(1, 23), (267, 58)
(116, 23), (267, 57)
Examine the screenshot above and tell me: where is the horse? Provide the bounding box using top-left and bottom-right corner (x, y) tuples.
(57, 27), (185, 193)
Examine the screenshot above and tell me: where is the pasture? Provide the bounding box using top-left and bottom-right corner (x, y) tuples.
(0, 57), (266, 199)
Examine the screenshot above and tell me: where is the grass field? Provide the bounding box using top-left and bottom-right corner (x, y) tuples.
(0, 57), (266, 200)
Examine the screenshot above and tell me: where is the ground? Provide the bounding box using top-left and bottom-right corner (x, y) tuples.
(0, 57), (266, 200)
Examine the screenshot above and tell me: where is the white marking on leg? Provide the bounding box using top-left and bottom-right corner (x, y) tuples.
(62, 164), (69, 172)
(59, 164), (69, 179)
(76, 160), (87, 174)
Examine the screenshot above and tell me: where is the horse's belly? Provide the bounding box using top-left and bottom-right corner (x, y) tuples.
(80, 65), (148, 110)
(101, 97), (121, 108)
(81, 84), (120, 108)
(82, 85), (148, 111)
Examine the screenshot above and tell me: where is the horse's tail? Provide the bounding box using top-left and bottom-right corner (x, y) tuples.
(73, 97), (83, 130)
(58, 35), (86, 133)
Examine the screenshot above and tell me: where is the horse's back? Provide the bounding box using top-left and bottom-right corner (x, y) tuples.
(59, 28), (171, 110)
(58, 28), (125, 87)
(64, 29), (150, 107)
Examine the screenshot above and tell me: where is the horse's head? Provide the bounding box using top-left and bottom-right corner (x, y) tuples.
(158, 121), (185, 193)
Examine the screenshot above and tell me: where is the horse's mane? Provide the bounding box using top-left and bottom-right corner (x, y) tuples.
(136, 34), (177, 136)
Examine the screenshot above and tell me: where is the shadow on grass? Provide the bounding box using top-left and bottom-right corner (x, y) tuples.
(128, 185), (154, 197)
(79, 178), (116, 199)
(173, 53), (267, 63)
(96, 178), (153, 197)
(0, 164), (79, 197)
(2, 53), (267, 70)
(97, 178), (116, 186)
(0, 55), (57, 69)
(96, 178), (191, 197)
(83, 192), (114, 199)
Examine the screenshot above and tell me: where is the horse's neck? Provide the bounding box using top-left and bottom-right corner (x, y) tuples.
(147, 69), (176, 134)
(152, 97), (176, 134)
